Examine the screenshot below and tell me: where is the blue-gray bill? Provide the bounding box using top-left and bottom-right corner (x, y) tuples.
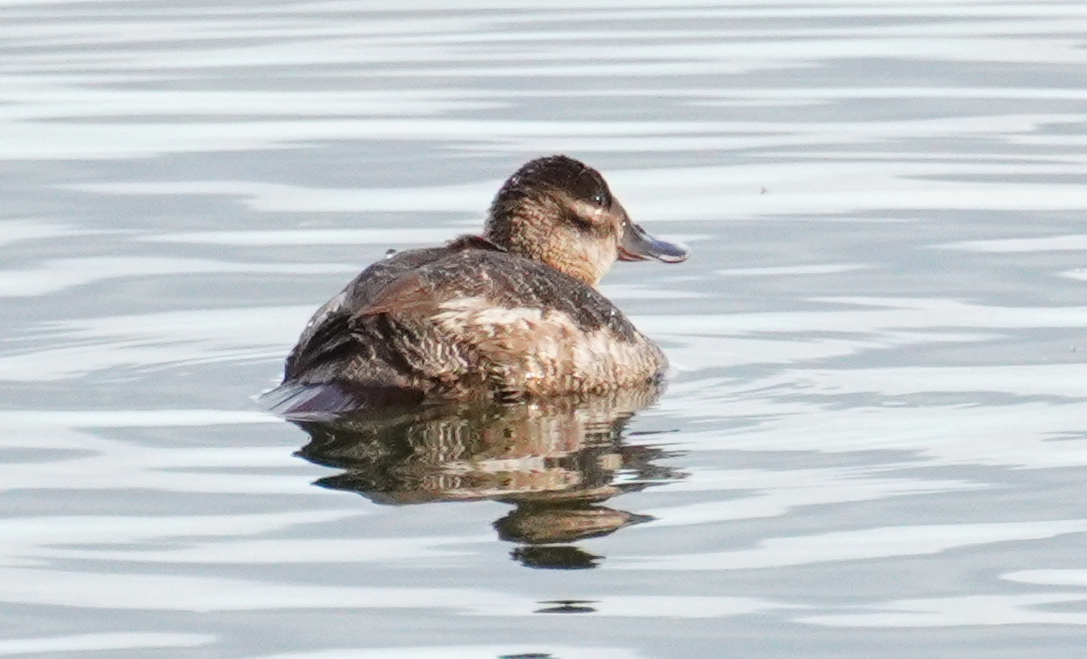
(619, 221), (689, 263)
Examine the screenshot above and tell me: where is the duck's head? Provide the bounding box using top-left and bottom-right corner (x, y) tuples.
(484, 155), (688, 286)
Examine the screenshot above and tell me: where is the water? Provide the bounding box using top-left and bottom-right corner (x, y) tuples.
(3, 1), (1087, 657)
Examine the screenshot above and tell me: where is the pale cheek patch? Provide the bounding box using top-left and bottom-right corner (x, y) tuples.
(581, 237), (617, 285)
(570, 199), (604, 220)
(562, 200), (620, 285)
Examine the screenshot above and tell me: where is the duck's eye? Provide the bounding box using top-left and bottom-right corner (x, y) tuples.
(590, 191), (609, 207)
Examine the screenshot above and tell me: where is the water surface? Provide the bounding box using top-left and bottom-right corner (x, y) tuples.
(3, 1), (1087, 657)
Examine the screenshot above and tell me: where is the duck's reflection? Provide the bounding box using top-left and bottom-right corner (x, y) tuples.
(292, 384), (683, 569)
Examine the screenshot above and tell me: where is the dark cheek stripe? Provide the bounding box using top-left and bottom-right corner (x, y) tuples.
(561, 207), (596, 232)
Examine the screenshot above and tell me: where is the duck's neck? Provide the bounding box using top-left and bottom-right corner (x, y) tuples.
(488, 234), (610, 287)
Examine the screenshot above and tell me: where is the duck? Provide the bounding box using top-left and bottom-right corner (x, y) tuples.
(266, 155), (688, 414)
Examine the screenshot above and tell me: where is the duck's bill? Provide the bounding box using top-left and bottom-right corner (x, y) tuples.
(619, 222), (689, 263)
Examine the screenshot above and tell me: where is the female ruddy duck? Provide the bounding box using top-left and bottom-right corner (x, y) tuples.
(268, 155), (687, 413)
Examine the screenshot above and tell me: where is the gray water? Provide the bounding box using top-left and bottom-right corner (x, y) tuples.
(3, 1), (1087, 657)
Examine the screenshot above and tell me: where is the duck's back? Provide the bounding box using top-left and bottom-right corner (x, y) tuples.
(279, 237), (665, 408)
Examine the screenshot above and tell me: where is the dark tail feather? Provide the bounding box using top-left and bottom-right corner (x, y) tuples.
(259, 381), (424, 419)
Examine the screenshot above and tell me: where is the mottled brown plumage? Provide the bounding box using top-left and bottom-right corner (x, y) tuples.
(266, 155), (688, 415)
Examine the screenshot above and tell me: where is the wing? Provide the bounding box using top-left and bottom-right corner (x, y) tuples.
(277, 245), (652, 409)
(283, 243), (468, 382)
